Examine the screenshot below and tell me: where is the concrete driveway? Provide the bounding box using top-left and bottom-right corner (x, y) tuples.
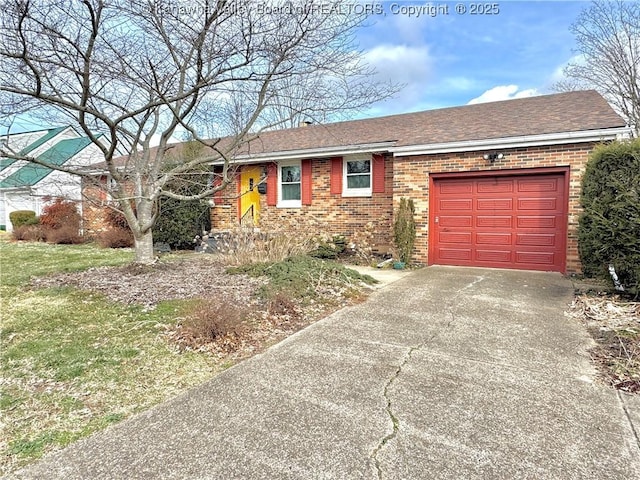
(11, 266), (640, 479)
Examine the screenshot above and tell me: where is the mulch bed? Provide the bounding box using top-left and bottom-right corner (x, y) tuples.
(569, 294), (640, 394)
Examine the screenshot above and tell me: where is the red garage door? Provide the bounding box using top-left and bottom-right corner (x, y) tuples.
(430, 171), (567, 272)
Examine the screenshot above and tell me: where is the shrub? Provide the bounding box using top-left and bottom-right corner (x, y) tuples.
(104, 207), (130, 230)
(40, 199), (81, 231)
(173, 299), (248, 351)
(309, 235), (346, 259)
(578, 139), (640, 293)
(9, 210), (38, 229)
(12, 225), (45, 242)
(216, 227), (318, 266)
(97, 228), (134, 248)
(393, 197), (416, 264)
(45, 225), (84, 244)
(228, 255), (376, 301)
(154, 197), (211, 250)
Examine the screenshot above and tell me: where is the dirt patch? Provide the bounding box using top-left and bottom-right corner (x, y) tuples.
(31, 255), (266, 308)
(569, 294), (640, 394)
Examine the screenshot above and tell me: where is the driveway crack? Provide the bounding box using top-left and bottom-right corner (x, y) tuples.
(371, 345), (418, 480)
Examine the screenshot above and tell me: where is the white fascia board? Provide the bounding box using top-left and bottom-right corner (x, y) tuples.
(389, 127), (632, 156)
(210, 142), (396, 165)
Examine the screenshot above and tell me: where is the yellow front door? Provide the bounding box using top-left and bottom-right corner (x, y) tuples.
(239, 166), (261, 225)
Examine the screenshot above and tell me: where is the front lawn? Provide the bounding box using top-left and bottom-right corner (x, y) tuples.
(0, 239), (221, 475)
(0, 236), (376, 476)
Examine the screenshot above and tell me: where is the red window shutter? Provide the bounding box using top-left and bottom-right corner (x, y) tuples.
(301, 159), (312, 205)
(372, 154), (385, 194)
(236, 175), (242, 221)
(266, 162), (277, 206)
(330, 157), (343, 194)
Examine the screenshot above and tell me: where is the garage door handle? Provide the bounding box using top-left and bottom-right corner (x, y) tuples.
(435, 216), (439, 224)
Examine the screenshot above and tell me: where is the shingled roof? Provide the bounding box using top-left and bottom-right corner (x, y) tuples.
(233, 90), (626, 158)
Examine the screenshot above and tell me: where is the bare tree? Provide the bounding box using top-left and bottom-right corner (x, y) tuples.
(0, 0), (396, 263)
(554, 0), (639, 136)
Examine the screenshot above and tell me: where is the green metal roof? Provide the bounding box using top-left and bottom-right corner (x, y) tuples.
(0, 136), (92, 189)
(0, 126), (69, 173)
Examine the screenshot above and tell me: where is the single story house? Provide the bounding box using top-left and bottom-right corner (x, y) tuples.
(0, 126), (105, 231)
(210, 90), (630, 274)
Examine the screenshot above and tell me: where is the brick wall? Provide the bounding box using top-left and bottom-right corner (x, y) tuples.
(210, 156), (395, 255)
(392, 142), (595, 273)
(210, 142), (595, 272)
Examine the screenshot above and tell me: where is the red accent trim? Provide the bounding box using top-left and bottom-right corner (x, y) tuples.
(330, 157), (342, 194)
(372, 154), (385, 193)
(236, 174), (242, 221)
(301, 159), (312, 205)
(266, 163), (277, 206)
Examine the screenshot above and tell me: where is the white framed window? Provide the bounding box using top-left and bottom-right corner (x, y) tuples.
(343, 156), (372, 197)
(278, 160), (301, 208)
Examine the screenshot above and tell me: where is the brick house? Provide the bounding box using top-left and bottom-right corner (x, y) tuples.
(210, 91), (629, 274)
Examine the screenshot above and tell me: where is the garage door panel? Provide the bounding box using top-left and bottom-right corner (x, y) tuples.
(432, 172), (566, 272)
(476, 250), (512, 263)
(517, 178), (559, 192)
(475, 233), (511, 245)
(439, 232), (472, 244)
(517, 198), (557, 211)
(515, 251), (556, 266)
(476, 181), (514, 194)
(516, 216), (557, 228)
(440, 182), (473, 194)
(440, 199), (472, 211)
(476, 216), (511, 228)
(439, 216), (473, 227)
(516, 233), (556, 246)
(477, 198), (512, 211)
(438, 248), (472, 261)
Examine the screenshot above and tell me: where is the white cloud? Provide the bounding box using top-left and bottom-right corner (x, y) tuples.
(467, 85), (539, 105)
(364, 44), (433, 110)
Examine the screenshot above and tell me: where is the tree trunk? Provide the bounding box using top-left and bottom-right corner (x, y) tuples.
(133, 229), (155, 264)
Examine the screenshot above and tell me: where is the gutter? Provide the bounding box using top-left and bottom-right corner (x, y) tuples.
(210, 141), (397, 165)
(389, 127), (632, 156)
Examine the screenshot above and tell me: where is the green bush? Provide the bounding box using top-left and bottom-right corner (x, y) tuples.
(9, 210), (38, 228)
(154, 198), (211, 250)
(578, 139), (640, 293)
(393, 197), (416, 264)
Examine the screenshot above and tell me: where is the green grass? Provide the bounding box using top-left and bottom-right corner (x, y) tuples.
(0, 236), (219, 475)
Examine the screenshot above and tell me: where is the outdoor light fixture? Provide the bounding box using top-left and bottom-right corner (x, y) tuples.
(483, 152), (504, 163)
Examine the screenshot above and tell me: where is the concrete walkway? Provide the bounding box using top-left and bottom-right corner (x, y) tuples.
(11, 267), (640, 479)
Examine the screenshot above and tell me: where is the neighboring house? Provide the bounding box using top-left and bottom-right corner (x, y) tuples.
(210, 90), (630, 274)
(0, 126), (105, 231)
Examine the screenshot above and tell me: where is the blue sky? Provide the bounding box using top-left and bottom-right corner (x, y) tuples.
(359, 1), (589, 117)
(3, 1), (591, 134)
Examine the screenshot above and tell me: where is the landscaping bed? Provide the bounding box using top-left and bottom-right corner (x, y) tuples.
(569, 292), (640, 394)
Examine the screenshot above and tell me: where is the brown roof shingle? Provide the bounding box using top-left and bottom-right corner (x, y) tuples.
(239, 90), (626, 156)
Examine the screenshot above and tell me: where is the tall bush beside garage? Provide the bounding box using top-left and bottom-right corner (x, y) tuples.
(578, 139), (640, 293)
(394, 197), (416, 265)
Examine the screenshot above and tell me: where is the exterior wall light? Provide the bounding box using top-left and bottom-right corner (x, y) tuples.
(483, 152), (504, 163)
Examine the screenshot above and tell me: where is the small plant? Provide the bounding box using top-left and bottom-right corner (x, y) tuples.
(97, 228), (134, 248)
(173, 299), (249, 351)
(9, 210), (38, 229)
(309, 235), (346, 259)
(96, 206), (134, 248)
(393, 197), (416, 265)
(12, 225), (45, 242)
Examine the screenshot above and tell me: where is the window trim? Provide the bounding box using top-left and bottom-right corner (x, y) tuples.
(342, 156), (372, 197)
(277, 159), (302, 208)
